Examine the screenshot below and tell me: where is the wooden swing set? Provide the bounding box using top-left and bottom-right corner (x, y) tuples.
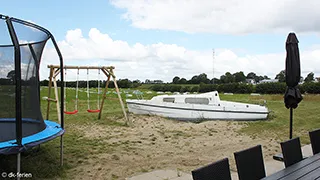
(46, 65), (130, 124)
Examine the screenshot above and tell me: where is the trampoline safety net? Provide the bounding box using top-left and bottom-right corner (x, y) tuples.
(0, 15), (51, 143)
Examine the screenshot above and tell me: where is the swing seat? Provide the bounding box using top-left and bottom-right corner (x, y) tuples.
(87, 109), (100, 113)
(64, 110), (78, 115)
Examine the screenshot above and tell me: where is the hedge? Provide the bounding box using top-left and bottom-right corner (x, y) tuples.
(255, 82), (286, 94)
(198, 83), (254, 93)
(301, 82), (320, 94)
(151, 84), (199, 93)
(255, 82), (320, 94)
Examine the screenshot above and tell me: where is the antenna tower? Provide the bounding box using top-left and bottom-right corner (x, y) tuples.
(212, 48), (215, 84)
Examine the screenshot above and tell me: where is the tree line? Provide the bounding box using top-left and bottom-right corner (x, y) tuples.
(274, 70), (316, 83)
(172, 70), (317, 85)
(172, 71), (268, 84)
(1, 69), (317, 89)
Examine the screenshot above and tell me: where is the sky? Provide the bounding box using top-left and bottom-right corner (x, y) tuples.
(1, 0), (320, 82)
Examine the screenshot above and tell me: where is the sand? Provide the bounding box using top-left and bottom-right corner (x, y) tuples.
(68, 115), (280, 180)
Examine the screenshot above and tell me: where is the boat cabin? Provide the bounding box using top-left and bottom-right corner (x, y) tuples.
(151, 91), (221, 105)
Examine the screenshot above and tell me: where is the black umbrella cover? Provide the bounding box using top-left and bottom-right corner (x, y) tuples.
(284, 87), (302, 109)
(284, 33), (303, 109)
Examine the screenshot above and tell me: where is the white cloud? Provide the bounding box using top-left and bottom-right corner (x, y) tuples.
(110, 0), (320, 34)
(38, 28), (320, 82)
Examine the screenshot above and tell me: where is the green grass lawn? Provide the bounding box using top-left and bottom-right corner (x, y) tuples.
(0, 87), (319, 179)
(218, 93), (320, 143)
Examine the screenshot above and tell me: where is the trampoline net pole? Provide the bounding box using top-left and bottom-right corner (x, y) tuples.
(17, 153), (21, 180)
(60, 135), (63, 166)
(6, 16), (23, 146)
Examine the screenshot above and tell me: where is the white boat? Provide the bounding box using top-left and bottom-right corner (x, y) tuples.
(126, 91), (269, 121)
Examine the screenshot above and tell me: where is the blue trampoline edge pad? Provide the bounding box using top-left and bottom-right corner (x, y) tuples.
(0, 120), (64, 155)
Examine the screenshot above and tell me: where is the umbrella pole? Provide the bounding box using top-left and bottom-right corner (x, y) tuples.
(290, 107), (293, 139)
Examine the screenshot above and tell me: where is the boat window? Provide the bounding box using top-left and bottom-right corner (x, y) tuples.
(185, 98), (209, 105)
(163, 97), (175, 103)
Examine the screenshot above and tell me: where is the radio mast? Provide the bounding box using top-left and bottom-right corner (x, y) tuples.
(212, 48), (215, 84)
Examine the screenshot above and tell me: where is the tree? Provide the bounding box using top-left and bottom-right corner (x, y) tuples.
(7, 70), (15, 81)
(132, 79), (141, 88)
(304, 72), (314, 82)
(40, 79), (49, 86)
(172, 76), (180, 84)
(225, 72), (235, 83)
(188, 75), (198, 84)
(145, 79), (151, 84)
(118, 79), (131, 88)
(256, 76), (265, 83)
(300, 76), (304, 83)
(220, 75), (226, 83)
(132, 79), (141, 84)
(233, 71), (246, 83)
(246, 72), (256, 79)
(197, 73), (210, 84)
(275, 70), (285, 82)
(178, 78), (187, 84)
(210, 78), (221, 84)
(245, 72), (269, 83)
(220, 72), (235, 83)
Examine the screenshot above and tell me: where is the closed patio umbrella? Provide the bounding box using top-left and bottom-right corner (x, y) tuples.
(284, 32), (303, 139)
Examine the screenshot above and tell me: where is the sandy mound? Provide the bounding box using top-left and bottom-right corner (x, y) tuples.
(69, 115), (280, 180)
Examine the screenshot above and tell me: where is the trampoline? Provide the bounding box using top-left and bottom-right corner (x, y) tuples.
(0, 14), (65, 171)
(0, 119), (64, 154)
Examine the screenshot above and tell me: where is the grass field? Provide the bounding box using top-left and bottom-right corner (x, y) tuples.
(0, 87), (319, 179)
(220, 93), (320, 143)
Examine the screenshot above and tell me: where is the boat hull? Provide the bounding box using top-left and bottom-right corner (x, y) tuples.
(126, 100), (269, 121)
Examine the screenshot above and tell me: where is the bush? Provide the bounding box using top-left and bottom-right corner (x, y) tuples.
(199, 83), (253, 93)
(199, 84), (218, 93)
(190, 86), (199, 93)
(169, 85), (182, 92)
(255, 82), (286, 94)
(297, 84), (305, 94)
(218, 83), (238, 93)
(151, 84), (164, 92)
(301, 82), (320, 94)
(180, 86), (190, 93)
(40, 79), (49, 86)
(131, 82), (141, 88)
(235, 83), (254, 94)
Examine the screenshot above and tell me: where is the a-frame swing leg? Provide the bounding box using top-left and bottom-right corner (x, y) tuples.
(53, 70), (61, 123)
(112, 73), (130, 125)
(98, 74), (111, 119)
(46, 67), (54, 120)
(46, 67), (61, 122)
